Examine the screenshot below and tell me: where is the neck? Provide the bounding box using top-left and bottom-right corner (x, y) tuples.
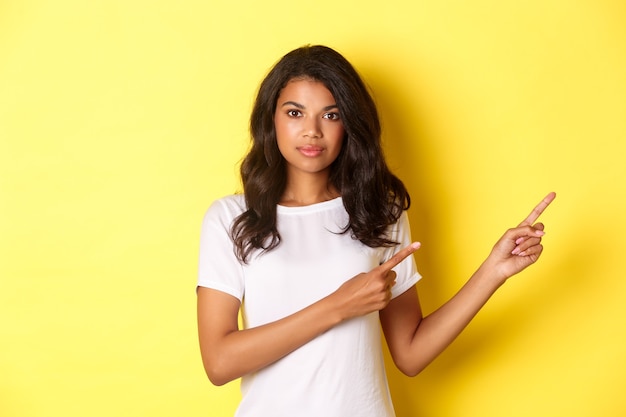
(280, 172), (339, 207)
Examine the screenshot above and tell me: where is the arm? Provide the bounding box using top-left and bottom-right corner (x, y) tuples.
(198, 287), (342, 386)
(380, 192), (556, 376)
(197, 242), (419, 386)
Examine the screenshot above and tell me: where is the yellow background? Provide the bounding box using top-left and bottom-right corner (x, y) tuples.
(1, 1), (625, 416)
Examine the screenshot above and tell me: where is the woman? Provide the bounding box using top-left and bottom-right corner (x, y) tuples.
(197, 45), (555, 417)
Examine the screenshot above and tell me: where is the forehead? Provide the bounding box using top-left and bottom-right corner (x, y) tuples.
(277, 78), (336, 103)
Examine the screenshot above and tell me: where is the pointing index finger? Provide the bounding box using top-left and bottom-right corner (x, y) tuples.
(518, 192), (556, 227)
(379, 242), (421, 273)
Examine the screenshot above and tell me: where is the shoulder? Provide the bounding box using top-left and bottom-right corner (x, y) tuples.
(387, 209), (411, 232)
(378, 209), (413, 252)
(203, 194), (247, 226)
(209, 194), (246, 212)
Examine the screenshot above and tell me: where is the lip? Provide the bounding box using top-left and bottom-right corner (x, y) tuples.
(297, 145), (324, 157)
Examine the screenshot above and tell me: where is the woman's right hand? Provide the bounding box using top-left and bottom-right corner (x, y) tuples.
(198, 241), (420, 386)
(331, 242), (421, 319)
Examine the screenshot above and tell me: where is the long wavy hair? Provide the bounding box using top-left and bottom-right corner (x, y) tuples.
(231, 45), (410, 263)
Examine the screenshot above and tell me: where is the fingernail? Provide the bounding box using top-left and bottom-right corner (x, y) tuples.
(411, 242), (421, 249)
(511, 247), (521, 255)
(535, 230), (545, 236)
(515, 237), (525, 245)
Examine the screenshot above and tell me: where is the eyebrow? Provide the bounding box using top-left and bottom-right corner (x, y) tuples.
(280, 101), (339, 111)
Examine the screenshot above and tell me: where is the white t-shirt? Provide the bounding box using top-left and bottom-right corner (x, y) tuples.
(198, 194), (421, 417)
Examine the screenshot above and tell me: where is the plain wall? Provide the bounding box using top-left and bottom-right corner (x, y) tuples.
(1, 1), (625, 416)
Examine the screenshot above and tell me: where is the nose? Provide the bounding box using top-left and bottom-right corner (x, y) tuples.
(303, 117), (321, 138)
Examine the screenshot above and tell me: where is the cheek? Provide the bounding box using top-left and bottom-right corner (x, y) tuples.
(328, 131), (345, 160)
(332, 126), (346, 149)
(275, 116), (298, 140)
(275, 133), (289, 158)
(274, 118), (289, 150)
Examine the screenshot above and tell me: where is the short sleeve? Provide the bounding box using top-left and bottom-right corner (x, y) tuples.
(382, 211), (421, 299)
(197, 196), (246, 300)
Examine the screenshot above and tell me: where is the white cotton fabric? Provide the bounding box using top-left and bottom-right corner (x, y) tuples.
(198, 194), (421, 417)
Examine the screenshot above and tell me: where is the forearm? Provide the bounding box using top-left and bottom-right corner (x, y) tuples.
(200, 292), (343, 386)
(395, 261), (506, 376)
(384, 193), (554, 376)
(201, 246), (417, 385)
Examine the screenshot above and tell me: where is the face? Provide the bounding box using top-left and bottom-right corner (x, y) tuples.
(274, 78), (345, 180)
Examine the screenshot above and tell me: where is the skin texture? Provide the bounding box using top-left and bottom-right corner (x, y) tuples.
(196, 78), (557, 386)
(274, 78), (345, 206)
(380, 192), (555, 375)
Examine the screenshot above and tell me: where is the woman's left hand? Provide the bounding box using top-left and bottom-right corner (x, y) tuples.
(486, 192), (556, 281)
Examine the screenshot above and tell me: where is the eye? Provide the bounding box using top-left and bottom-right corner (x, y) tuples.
(286, 109), (302, 117)
(323, 112), (341, 120)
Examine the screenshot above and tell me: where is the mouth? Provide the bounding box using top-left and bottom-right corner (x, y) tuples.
(297, 145), (324, 157)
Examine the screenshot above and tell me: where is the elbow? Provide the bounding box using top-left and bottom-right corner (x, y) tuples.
(205, 365), (234, 386)
(202, 357), (237, 386)
(399, 366), (424, 378)
(199, 341), (238, 386)
(394, 357), (428, 378)
(207, 375), (230, 387)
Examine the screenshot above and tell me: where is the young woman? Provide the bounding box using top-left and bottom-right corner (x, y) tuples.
(197, 45), (555, 417)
